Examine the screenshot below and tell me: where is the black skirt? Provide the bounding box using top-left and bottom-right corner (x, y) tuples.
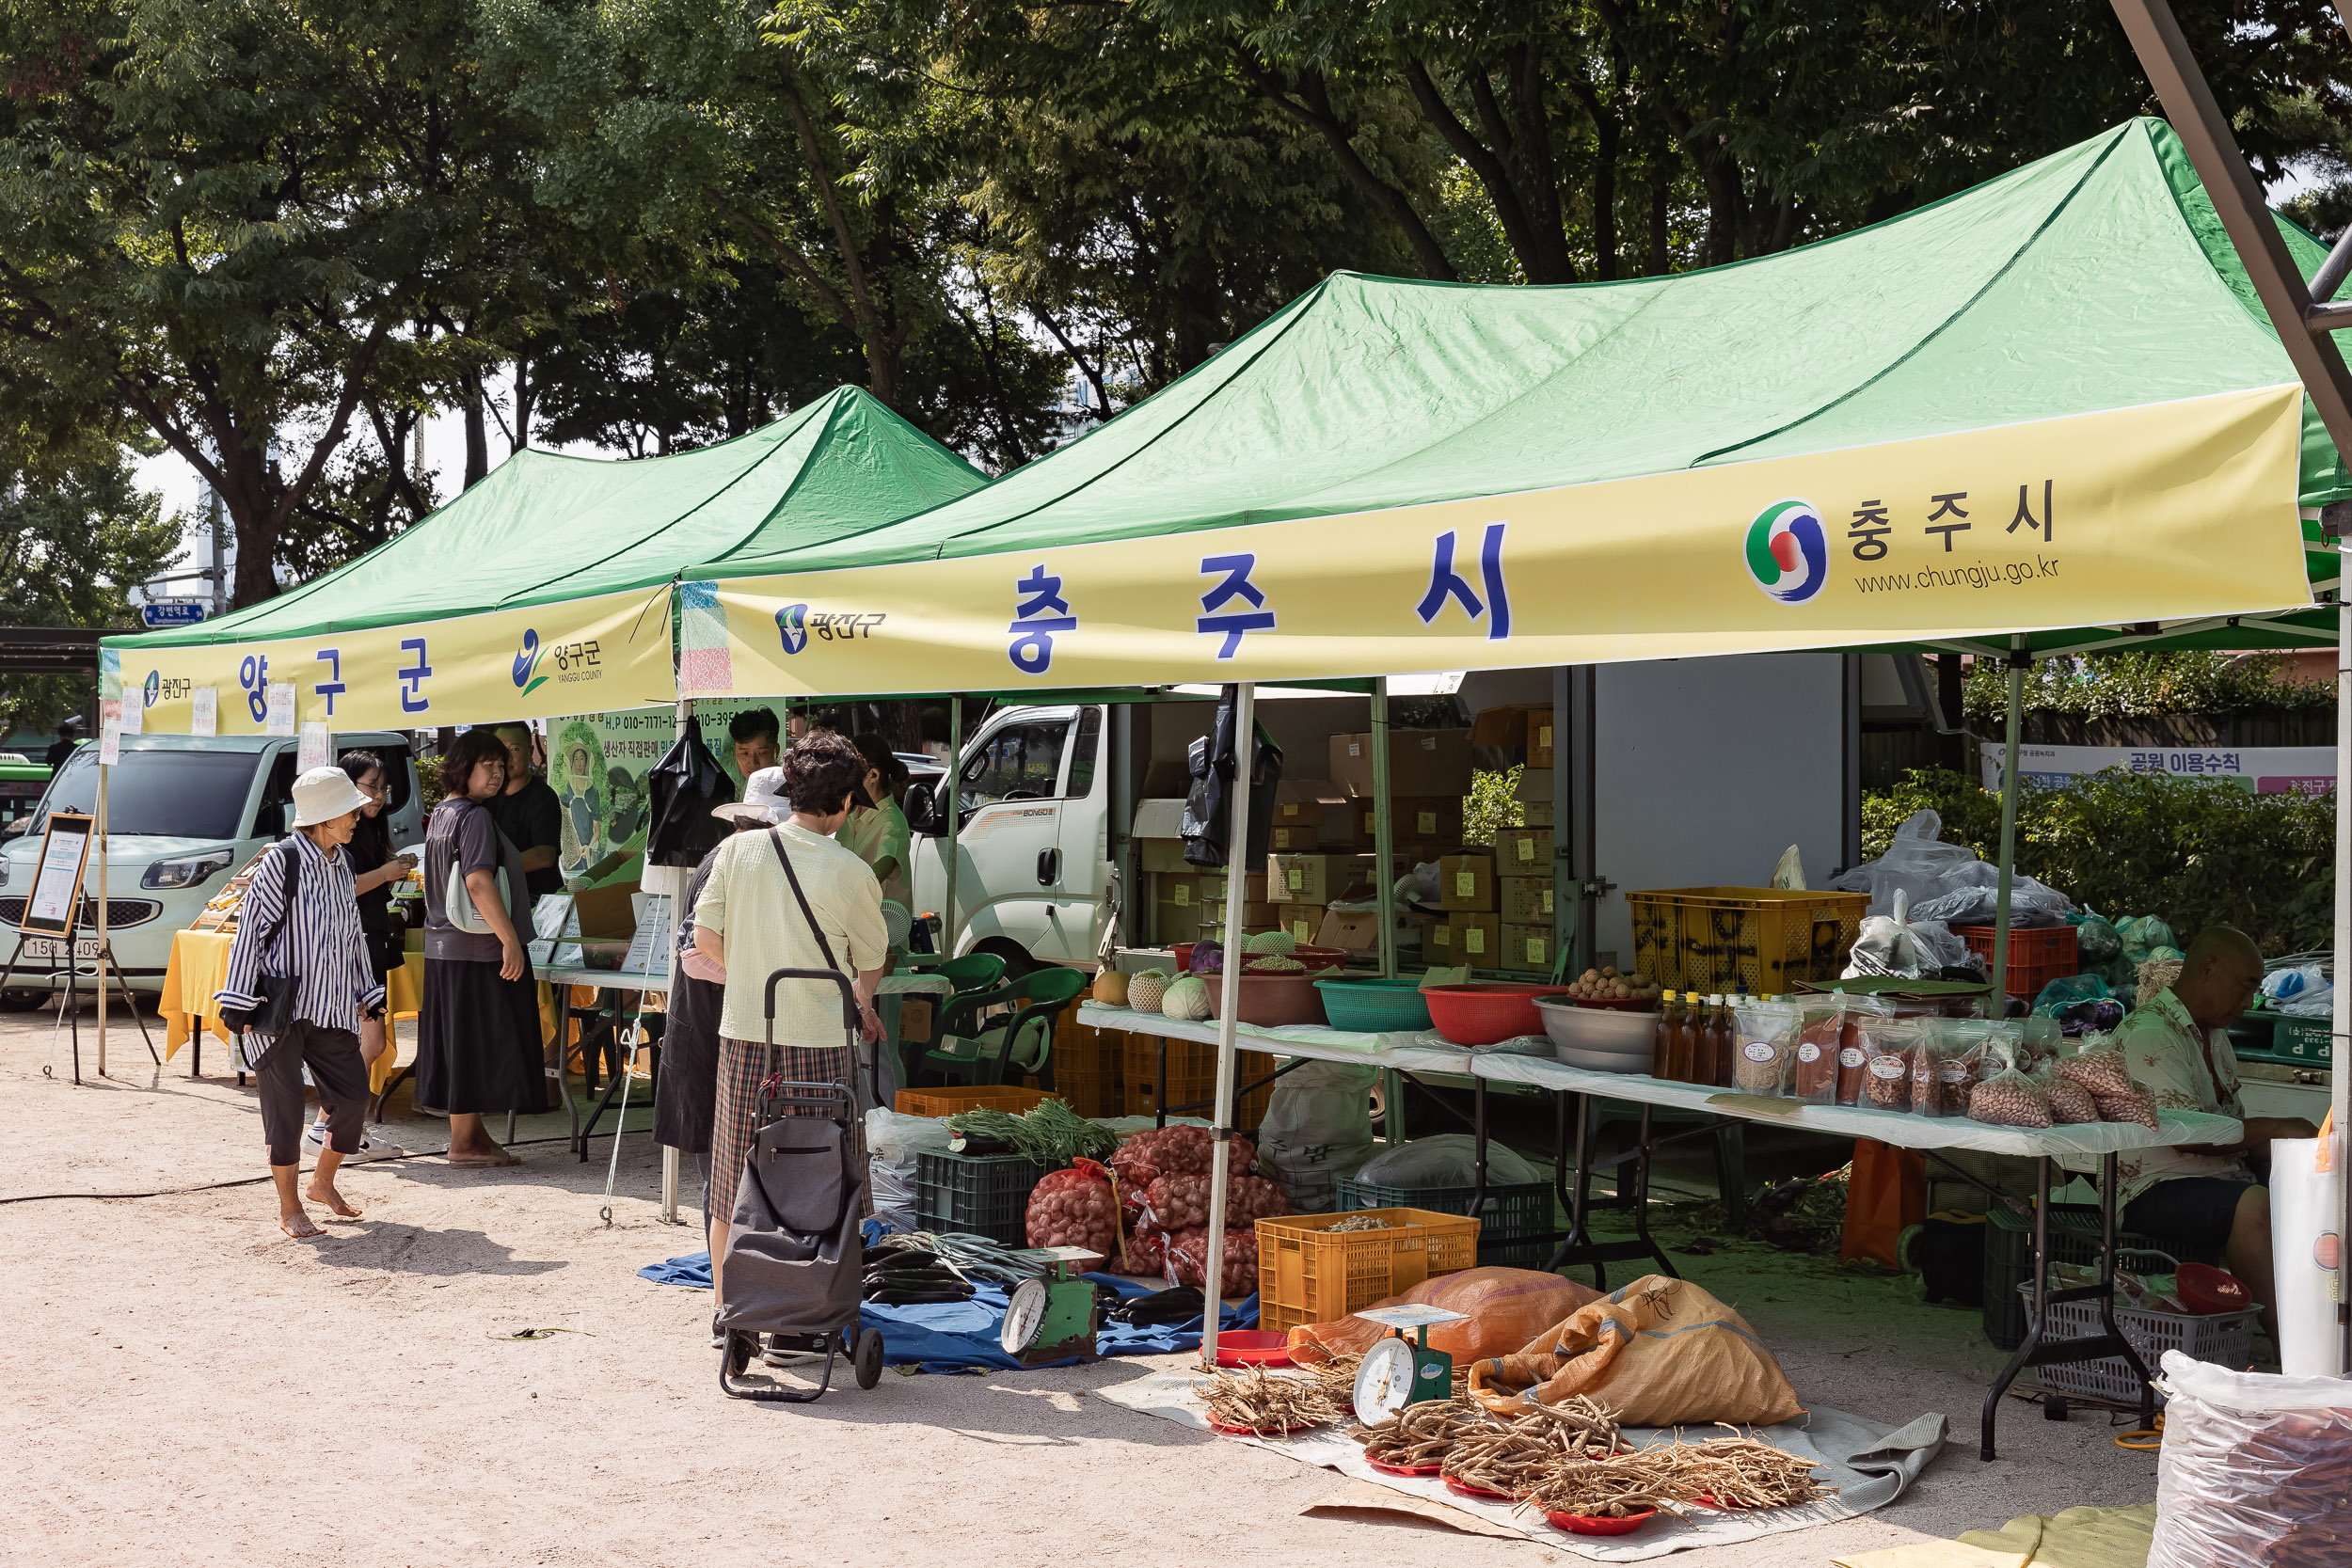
(654, 972), (725, 1152)
(416, 956), (548, 1116)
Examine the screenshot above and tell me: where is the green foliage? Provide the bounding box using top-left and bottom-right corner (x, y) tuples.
(1962, 651), (2333, 722)
(1863, 767), (2336, 956)
(1463, 765), (1524, 847)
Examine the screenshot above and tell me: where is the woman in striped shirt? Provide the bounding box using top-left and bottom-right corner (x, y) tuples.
(216, 767), (388, 1240)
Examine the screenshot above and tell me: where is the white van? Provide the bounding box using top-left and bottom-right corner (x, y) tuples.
(0, 732), (425, 1001)
(909, 705), (1114, 967)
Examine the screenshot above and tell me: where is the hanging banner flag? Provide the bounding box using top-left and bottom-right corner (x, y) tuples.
(111, 589), (674, 736)
(691, 387), (2312, 701)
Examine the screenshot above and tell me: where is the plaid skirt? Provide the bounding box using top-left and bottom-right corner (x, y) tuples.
(709, 1037), (846, 1221)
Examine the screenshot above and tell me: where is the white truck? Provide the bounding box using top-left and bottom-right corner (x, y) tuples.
(0, 732), (425, 1002)
(908, 704), (1117, 969)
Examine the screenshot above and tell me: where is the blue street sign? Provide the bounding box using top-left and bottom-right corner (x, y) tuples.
(140, 601), (207, 628)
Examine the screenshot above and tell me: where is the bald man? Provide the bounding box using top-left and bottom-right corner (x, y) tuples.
(2104, 925), (2312, 1341)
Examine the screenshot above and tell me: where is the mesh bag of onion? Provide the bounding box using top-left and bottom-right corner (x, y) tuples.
(1162, 1227), (1260, 1297)
(1025, 1158), (1125, 1270)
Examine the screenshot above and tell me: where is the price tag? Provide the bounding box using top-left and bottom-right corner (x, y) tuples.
(1454, 870), (1475, 897)
(1524, 936), (1548, 965)
(1418, 810), (1437, 833)
(1172, 884), (1189, 906)
(1465, 927), (1486, 955)
(1540, 889), (1554, 915)
(1517, 837), (1535, 863)
(1287, 867), (1304, 891)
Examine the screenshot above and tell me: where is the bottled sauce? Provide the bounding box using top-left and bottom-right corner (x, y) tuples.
(1676, 993), (1705, 1085)
(1652, 991), (1678, 1079)
(1709, 995), (1736, 1087)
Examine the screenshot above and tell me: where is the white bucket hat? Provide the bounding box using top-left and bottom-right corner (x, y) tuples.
(291, 765), (372, 828)
(711, 765), (790, 825)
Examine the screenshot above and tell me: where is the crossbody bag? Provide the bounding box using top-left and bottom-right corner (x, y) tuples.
(219, 846), (300, 1040)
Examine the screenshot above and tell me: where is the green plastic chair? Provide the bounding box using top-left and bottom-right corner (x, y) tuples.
(914, 966), (1089, 1088)
(889, 952), (1009, 1093)
(931, 952), (1008, 997)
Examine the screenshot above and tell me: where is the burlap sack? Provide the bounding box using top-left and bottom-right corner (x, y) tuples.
(1283, 1267), (1600, 1367)
(1467, 1275), (1804, 1427)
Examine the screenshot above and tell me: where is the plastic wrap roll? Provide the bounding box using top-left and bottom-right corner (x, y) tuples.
(2267, 1137), (2344, 1379)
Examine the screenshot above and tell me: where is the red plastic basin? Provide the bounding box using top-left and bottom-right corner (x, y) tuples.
(1423, 983), (1574, 1045)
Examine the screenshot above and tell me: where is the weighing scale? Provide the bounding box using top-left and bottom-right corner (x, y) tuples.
(999, 1246), (1106, 1366)
(1351, 1305), (1470, 1416)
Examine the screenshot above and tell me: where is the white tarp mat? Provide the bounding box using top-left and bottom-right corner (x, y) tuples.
(1097, 1368), (1947, 1560)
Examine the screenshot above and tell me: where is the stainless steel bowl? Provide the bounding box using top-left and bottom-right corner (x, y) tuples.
(1535, 996), (1659, 1062)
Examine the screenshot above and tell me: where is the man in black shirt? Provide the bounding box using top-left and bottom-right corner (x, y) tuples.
(486, 722), (564, 903)
(43, 718), (81, 769)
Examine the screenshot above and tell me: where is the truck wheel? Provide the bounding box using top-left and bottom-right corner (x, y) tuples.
(970, 936), (1041, 983)
(0, 990), (49, 1012)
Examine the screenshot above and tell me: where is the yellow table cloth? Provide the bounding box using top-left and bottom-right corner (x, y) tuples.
(162, 932), (482, 1095)
(1832, 1504), (2156, 1568)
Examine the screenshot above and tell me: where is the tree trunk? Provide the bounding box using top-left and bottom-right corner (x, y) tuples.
(461, 364), (489, 488)
(509, 354), (532, 453)
(1648, 176), (1670, 275)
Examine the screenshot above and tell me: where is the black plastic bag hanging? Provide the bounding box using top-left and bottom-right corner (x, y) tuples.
(1182, 684), (1283, 869)
(644, 714), (737, 867)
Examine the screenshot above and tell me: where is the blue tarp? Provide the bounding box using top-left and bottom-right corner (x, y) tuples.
(639, 1249), (1260, 1371)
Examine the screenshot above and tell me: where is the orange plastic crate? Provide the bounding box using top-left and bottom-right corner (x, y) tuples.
(1119, 1034), (1276, 1131)
(1255, 1208), (1483, 1333)
(892, 1085), (1061, 1118)
(1026, 1013), (1124, 1119)
(1954, 924), (2081, 1000)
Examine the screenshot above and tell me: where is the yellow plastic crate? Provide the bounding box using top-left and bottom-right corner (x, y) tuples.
(1626, 886), (1868, 995)
(1255, 1207), (1482, 1333)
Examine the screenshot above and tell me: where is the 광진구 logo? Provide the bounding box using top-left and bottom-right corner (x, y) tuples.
(513, 629), (548, 697)
(142, 670), (159, 708)
(1742, 498), (1828, 606)
(777, 603), (809, 656)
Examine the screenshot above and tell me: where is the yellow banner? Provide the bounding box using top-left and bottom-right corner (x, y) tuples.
(119, 589), (675, 736)
(690, 386), (2311, 700)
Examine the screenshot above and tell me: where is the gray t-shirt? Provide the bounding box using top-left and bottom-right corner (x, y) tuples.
(424, 798), (529, 962)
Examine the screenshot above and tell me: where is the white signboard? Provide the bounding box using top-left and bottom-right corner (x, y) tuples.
(264, 683), (296, 737)
(119, 686), (142, 736)
(97, 700), (121, 766)
(1983, 743), (2335, 797)
(190, 686), (218, 737)
(620, 894), (672, 976)
(298, 720), (332, 772)
(23, 813), (93, 933)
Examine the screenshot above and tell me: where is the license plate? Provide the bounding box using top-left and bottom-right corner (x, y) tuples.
(23, 937), (101, 960)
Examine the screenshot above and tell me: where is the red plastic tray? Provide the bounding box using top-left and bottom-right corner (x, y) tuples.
(1547, 1507), (1658, 1536)
(1366, 1455), (1443, 1478)
(1443, 1475), (1520, 1502)
(1212, 1330), (1295, 1368)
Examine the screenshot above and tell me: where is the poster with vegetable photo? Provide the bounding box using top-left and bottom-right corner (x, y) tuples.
(550, 703), (766, 890)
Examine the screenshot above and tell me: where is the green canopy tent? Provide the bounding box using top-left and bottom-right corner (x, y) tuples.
(677, 119), (2346, 1366)
(105, 384), (985, 735)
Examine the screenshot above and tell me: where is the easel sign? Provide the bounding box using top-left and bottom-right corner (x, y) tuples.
(21, 811), (95, 943)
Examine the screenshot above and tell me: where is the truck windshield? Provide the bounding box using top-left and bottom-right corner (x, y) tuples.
(36, 748), (259, 840)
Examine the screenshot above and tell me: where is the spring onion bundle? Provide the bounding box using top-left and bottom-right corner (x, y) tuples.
(943, 1099), (1119, 1166)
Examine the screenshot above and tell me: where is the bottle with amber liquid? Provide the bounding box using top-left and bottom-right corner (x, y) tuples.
(1652, 991), (1678, 1079)
(1708, 994), (1736, 1086)
(1677, 992), (1706, 1084)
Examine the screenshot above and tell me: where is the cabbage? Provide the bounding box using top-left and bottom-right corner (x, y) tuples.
(1162, 974), (1214, 1021)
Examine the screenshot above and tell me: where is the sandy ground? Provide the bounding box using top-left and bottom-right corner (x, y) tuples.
(0, 998), (2169, 1567)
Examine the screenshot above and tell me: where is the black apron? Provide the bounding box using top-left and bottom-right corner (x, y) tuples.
(653, 844), (726, 1152)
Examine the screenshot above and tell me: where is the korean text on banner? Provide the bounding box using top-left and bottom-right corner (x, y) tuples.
(116, 588), (675, 736)
(691, 386), (2310, 700)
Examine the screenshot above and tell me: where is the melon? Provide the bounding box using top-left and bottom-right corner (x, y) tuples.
(1125, 969), (1171, 1013)
(1092, 970), (1131, 1006)
(1247, 929), (1296, 955)
(1162, 974), (1214, 1021)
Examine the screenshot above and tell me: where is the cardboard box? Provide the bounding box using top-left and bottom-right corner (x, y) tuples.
(1516, 768), (1553, 802)
(1155, 901), (1203, 944)
(1142, 759), (1193, 797)
(1519, 800), (1554, 829)
(1494, 827), (1554, 874)
(1438, 852), (1496, 912)
(1158, 872), (1201, 910)
(1529, 714), (1554, 768)
(1200, 869), (1269, 902)
(1268, 822), (1322, 852)
(1439, 913), (1501, 961)
(573, 880), (642, 938)
(1500, 876), (1555, 924)
(1472, 705), (1556, 768)
(1501, 922), (1553, 972)
(1329, 728), (1473, 796)
(1274, 778), (1343, 822)
(1203, 900), (1278, 928)
(1345, 795), (1464, 846)
(1140, 837), (1190, 873)
(1267, 851), (1381, 905)
(1275, 904), (1327, 945)
(1316, 907), (1437, 957)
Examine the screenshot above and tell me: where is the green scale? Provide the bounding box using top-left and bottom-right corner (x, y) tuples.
(1351, 1305), (1470, 1416)
(999, 1247), (1105, 1367)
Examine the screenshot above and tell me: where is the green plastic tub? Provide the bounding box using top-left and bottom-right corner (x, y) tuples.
(1313, 976), (1435, 1033)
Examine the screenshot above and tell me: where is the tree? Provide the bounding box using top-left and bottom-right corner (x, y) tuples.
(0, 1), (556, 605)
(0, 426), (179, 738)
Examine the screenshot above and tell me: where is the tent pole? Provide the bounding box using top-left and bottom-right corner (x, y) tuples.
(1200, 681), (1256, 1365)
(1991, 641), (2026, 1006)
(95, 756), (107, 1078)
(943, 697), (962, 955)
(2335, 592), (2350, 1368)
(1371, 678), (1396, 980)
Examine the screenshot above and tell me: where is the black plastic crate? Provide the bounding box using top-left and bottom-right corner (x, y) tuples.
(1337, 1177), (1556, 1244)
(914, 1150), (1053, 1244)
(1981, 1203), (2154, 1351)
(1476, 1238), (1558, 1270)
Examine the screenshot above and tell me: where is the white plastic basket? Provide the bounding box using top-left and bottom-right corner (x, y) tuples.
(2016, 1283), (2260, 1404)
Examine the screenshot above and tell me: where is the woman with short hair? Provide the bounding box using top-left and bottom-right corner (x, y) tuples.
(840, 732), (914, 914)
(215, 767), (386, 1240)
(693, 730), (888, 1320)
(415, 727), (545, 1166)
